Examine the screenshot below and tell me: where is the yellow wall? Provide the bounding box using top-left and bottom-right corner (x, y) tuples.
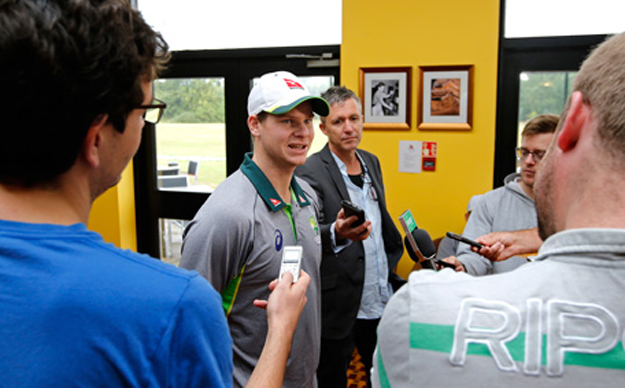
(342, 0), (500, 278)
(87, 162), (137, 251)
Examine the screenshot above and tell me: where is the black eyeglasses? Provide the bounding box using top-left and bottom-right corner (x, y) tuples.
(138, 98), (167, 124)
(516, 147), (546, 163)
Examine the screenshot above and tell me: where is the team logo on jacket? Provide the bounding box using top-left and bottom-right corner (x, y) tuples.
(274, 229), (283, 251)
(309, 216), (321, 245)
(308, 216), (319, 236)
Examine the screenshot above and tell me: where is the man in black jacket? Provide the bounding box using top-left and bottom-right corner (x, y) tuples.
(296, 86), (404, 387)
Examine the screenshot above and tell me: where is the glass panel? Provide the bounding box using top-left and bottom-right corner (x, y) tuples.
(250, 75), (335, 155)
(516, 71), (577, 169)
(505, 0), (624, 38)
(159, 218), (190, 266)
(154, 78), (226, 193)
(138, 0), (341, 51)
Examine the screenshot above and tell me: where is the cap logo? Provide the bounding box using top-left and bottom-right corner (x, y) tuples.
(284, 78), (304, 90)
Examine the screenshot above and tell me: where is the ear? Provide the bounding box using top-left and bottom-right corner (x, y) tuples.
(248, 115), (261, 138)
(557, 91), (590, 153)
(82, 114), (109, 168)
(319, 121), (328, 136)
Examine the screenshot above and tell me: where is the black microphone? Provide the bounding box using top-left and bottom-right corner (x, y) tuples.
(405, 228), (455, 270)
(413, 229), (437, 259)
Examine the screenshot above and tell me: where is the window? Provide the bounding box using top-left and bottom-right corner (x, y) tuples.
(154, 78), (226, 193)
(137, 0), (342, 51)
(517, 71), (577, 145)
(494, 0), (609, 187)
(505, 0), (624, 38)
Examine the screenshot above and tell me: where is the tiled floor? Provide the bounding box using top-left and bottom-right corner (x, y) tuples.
(347, 349), (367, 388)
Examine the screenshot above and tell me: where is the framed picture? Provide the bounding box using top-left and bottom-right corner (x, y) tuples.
(359, 67), (411, 130)
(418, 65), (474, 130)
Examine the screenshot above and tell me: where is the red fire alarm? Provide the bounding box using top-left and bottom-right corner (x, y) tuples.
(422, 142), (437, 171)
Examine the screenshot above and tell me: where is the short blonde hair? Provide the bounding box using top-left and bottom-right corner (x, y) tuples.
(573, 33), (625, 161)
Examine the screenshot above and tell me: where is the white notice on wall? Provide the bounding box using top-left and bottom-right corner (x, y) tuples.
(398, 141), (422, 173)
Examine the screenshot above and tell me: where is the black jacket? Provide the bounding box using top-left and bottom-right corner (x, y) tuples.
(295, 145), (404, 339)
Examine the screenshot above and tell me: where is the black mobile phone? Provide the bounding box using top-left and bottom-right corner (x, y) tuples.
(446, 231), (484, 250)
(435, 259), (457, 269)
(341, 200), (366, 227)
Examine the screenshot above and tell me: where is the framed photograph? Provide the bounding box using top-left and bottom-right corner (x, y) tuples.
(359, 67), (411, 130)
(418, 65), (474, 130)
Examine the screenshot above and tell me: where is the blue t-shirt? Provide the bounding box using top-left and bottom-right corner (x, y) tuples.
(0, 220), (232, 387)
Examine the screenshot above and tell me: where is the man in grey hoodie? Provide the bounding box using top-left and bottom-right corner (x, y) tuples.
(452, 114), (558, 275)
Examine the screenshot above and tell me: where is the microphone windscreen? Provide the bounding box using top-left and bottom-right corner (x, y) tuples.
(404, 236), (420, 263)
(412, 229), (436, 258)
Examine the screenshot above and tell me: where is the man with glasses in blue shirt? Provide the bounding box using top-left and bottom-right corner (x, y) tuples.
(0, 2), (309, 386)
(296, 86), (404, 388)
(444, 114), (558, 275)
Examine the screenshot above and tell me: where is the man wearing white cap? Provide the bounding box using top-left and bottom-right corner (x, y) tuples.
(181, 71), (330, 387)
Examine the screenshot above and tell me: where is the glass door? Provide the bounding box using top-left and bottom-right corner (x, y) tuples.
(152, 77), (226, 265)
(154, 77), (227, 194)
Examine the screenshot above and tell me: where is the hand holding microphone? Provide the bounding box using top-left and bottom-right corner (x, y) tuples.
(405, 228), (456, 271)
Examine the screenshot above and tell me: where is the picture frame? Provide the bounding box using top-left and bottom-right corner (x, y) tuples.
(418, 65), (474, 131)
(359, 67), (412, 130)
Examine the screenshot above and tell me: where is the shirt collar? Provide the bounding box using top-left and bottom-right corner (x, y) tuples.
(240, 152), (311, 212)
(537, 228), (625, 262)
(330, 150), (368, 178)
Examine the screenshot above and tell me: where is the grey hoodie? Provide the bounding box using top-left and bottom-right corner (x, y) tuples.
(457, 173), (536, 275)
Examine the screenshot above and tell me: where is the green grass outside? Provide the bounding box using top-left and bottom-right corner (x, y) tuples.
(155, 120), (328, 190)
(155, 123), (226, 190)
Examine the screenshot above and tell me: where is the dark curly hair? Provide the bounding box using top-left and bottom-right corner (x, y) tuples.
(0, 0), (170, 186)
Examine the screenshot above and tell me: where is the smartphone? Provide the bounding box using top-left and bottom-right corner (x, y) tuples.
(435, 259), (457, 269)
(341, 200), (366, 227)
(446, 231), (484, 250)
(279, 245), (303, 282)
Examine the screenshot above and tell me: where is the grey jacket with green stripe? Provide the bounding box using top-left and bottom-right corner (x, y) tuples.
(181, 154), (322, 388)
(373, 228), (625, 387)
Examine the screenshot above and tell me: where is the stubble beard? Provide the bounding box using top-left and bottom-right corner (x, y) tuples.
(535, 155), (557, 241)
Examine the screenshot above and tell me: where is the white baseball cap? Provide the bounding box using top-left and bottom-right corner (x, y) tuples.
(247, 71), (330, 117)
